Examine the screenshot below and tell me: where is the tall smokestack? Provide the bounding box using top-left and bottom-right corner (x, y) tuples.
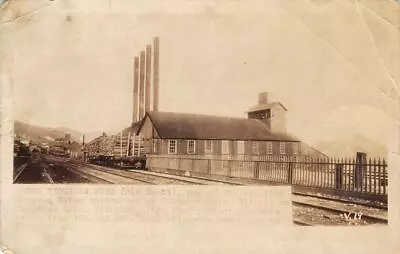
(145, 44), (152, 114)
(133, 56), (139, 122)
(153, 37), (160, 111)
(139, 50), (146, 120)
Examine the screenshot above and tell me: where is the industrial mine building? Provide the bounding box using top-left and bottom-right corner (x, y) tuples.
(136, 93), (301, 159)
(86, 36), (326, 161)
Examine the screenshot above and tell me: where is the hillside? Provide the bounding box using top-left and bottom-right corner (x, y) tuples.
(316, 134), (388, 159)
(14, 121), (82, 143)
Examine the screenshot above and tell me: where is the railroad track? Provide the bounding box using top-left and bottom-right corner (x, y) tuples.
(42, 168), (55, 184)
(66, 167), (115, 184)
(160, 173), (243, 186)
(292, 197), (388, 226)
(13, 163), (28, 183)
(293, 201), (388, 223)
(69, 163), (206, 185)
(69, 164), (155, 184)
(90, 166), (197, 185)
(85, 163), (238, 185)
(292, 191), (387, 210)
(125, 169), (239, 185)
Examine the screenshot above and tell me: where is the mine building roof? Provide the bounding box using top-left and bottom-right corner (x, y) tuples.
(246, 102), (288, 113)
(137, 111), (299, 142)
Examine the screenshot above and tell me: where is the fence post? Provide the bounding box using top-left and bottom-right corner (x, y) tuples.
(191, 158), (195, 172)
(335, 163), (343, 190)
(227, 160), (232, 177)
(287, 162), (293, 185)
(177, 157), (181, 171)
(382, 159), (387, 194)
(254, 161), (260, 179)
(207, 159), (211, 175)
(354, 152), (366, 190)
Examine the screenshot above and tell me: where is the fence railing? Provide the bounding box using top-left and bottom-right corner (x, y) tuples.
(147, 155), (388, 197)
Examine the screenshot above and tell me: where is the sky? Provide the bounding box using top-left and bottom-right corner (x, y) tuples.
(0, 0), (399, 150)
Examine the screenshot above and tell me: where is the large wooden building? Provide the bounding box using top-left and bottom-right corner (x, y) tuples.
(135, 92), (304, 159)
(136, 111), (300, 159)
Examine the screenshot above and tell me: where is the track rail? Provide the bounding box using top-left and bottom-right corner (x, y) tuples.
(89, 168), (155, 184)
(292, 200), (388, 224)
(13, 163), (28, 183)
(123, 170), (207, 185)
(86, 163), (233, 185)
(42, 168), (55, 184)
(75, 163), (206, 185)
(125, 169), (237, 185)
(164, 173), (243, 185)
(66, 167), (115, 184)
(70, 164), (155, 184)
(292, 191), (387, 210)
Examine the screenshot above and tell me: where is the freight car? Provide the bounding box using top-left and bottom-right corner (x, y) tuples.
(88, 154), (147, 170)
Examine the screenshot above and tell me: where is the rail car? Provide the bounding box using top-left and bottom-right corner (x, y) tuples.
(49, 149), (69, 158)
(14, 141), (31, 157)
(88, 154), (147, 170)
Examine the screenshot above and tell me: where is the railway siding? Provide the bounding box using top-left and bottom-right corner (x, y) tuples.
(91, 166), (199, 185)
(13, 162), (28, 183)
(66, 167), (115, 184)
(292, 194), (388, 220)
(126, 170), (232, 185)
(87, 164), (232, 185)
(71, 166), (152, 184)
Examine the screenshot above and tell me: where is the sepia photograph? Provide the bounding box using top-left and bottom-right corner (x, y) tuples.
(4, 0), (396, 228)
(1, 1), (400, 252)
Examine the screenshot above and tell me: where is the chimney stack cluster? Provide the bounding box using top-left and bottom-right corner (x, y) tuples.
(133, 37), (160, 123)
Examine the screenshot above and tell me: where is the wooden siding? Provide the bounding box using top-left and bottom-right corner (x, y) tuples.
(197, 140), (205, 156)
(140, 116), (159, 139)
(143, 134), (301, 157)
(244, 141), (252, 156)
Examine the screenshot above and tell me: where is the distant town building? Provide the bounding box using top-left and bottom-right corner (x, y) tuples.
(55, 134), (72, 144)
(50, 133), (82, 157)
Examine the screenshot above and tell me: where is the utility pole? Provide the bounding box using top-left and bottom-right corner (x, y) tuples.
(126, 132), (130, 156)
(120, 132), (123, 167)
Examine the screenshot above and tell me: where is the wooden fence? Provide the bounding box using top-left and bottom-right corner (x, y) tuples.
(147, 155), (388, 200)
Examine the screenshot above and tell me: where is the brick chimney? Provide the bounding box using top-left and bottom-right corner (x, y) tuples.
(258, 92), (268, 104)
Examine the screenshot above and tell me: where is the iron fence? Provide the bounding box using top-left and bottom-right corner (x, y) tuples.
(147, 155), (388, 197)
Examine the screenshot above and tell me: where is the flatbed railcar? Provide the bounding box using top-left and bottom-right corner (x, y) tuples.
(88, 154), (147, 170)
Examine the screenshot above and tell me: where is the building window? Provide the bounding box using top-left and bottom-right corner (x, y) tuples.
(153, 140), (158, 153)
(222, 140), (230, 154)
(266, 109), (271, 119)
(237, 141), (245, 154)
(168, 140), (177, 154)
(252, 142), (259, 154)
(292, 143), (298, 155)
(279, 142), (286, 155)
(267, 142), (273, 155)
(205, 140), (213, 154)
(187, 140), (196, 154)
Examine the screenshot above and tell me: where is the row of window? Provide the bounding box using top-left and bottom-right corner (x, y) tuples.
(164, 140), (298, 155)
